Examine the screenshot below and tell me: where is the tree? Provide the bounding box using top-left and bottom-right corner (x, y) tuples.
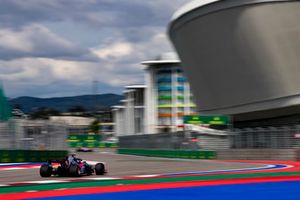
(13, 104), (22, 110)
(68, 105), (86, 113)
(30, 107), (60, 119)
(89, 119), (100, 134)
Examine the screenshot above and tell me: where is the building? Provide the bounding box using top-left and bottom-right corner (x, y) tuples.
(113, 53), (198, 136)
(168, 0), (300, 127)
(50, 116), (95, 134)
(142, 52), (197, 133)
(112, 85), (146, 136)
(112, 105), (125, 137)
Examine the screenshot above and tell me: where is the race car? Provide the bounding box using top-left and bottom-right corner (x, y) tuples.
(76, 147), (93, 152)
(39, 156), (106, 177)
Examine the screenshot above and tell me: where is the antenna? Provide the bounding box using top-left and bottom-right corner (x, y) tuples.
(92, 80), (99, 115)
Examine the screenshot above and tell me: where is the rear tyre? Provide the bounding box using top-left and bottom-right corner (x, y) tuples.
(69, 165), (80, 177)
(95, 163), (105, 175)
(40, 164), (52, 177)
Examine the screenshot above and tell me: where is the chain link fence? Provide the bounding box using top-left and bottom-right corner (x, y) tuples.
(118, 124), (300, 160)
(0, 119), (68, 150)
(119, 124), (300, 150)
(2, 118), (300, 154)
(230, 125), (300, 149)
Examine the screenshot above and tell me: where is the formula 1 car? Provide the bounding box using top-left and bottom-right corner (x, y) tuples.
(40, 157), (106, 177)
(76, 147), (94, 152)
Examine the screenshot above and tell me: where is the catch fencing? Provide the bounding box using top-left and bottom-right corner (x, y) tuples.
(230, 125), (300, 149)
(118, 125), (300, 160)
(118, 125), (300, 150)
(0, 119), (68, 150)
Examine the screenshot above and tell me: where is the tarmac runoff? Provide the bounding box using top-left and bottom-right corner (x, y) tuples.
(0, 160), (292, 185)
(1, 160), (300, 199)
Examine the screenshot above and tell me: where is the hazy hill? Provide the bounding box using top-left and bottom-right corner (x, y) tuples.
(9, 94), (123, 113)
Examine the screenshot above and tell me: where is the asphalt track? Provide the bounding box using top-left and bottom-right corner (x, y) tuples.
(0, 150), (264, 184)
(2, 150), (300, 199)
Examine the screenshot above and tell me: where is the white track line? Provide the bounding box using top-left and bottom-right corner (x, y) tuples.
(24, 180), (69, 184)
(81, 177), (121, 180)
(0, 184), (8, 187)
(130, 175), (160, 178)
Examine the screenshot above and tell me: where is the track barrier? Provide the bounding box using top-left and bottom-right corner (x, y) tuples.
(118, 148), (216, 159)
(0, 150), (68, 163)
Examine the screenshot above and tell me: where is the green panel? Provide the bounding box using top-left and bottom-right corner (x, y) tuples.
(177, 96), (185, 100)
(67, 134), (101, 142)
(158, 104), (197, 108)
(67, 134), (103, 148)
(15, 151), (25, 162)
(184, 115), (230, 125)
(99, 142), (118, 148)
(158, 96), (189, 100)
(158, 96), (172, 100)
(206, 151), (217, 159)
(0, 87), (12, 121)
(117, 149), (217, 160)
(0, 150), (11, 162)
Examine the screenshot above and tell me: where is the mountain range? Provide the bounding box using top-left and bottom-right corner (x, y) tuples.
(9, 94), (123, 113)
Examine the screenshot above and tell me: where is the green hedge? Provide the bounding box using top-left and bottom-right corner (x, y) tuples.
(0, 150), (68, 163)
(118, 149), (217, 159)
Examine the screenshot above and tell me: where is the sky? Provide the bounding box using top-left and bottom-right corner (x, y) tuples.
(0, 0), (190, 98)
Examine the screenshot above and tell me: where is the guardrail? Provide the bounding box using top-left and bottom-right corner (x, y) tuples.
(118, 148), (216, 159)
(0, 150), (68, 163)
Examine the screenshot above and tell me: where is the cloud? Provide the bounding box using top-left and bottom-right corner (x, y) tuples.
(92, 42), (133, 60)
(0, 56), (144, 98)
(0, 0), (191, 98)
(0, 0), (189, 28)
(0, 24), (97, 61)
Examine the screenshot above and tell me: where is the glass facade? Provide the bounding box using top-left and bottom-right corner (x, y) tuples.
(155, 66), (197, 128)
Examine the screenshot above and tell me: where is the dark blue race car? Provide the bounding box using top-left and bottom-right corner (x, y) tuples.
(40, 156), (106, 177)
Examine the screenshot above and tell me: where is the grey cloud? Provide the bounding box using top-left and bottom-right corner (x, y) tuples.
(0, 0), (189, 60)
(0, 1), (64, 28)
(0, 0), (190, 98)
(64, 0), (190, 28)
(0, 24), (99, 61)
(0, 66), (23, 75)
(0, 0), (189, 28)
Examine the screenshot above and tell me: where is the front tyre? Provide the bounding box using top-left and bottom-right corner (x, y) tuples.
(40, 164), (52, 177)
(95, 163), (105, 175)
